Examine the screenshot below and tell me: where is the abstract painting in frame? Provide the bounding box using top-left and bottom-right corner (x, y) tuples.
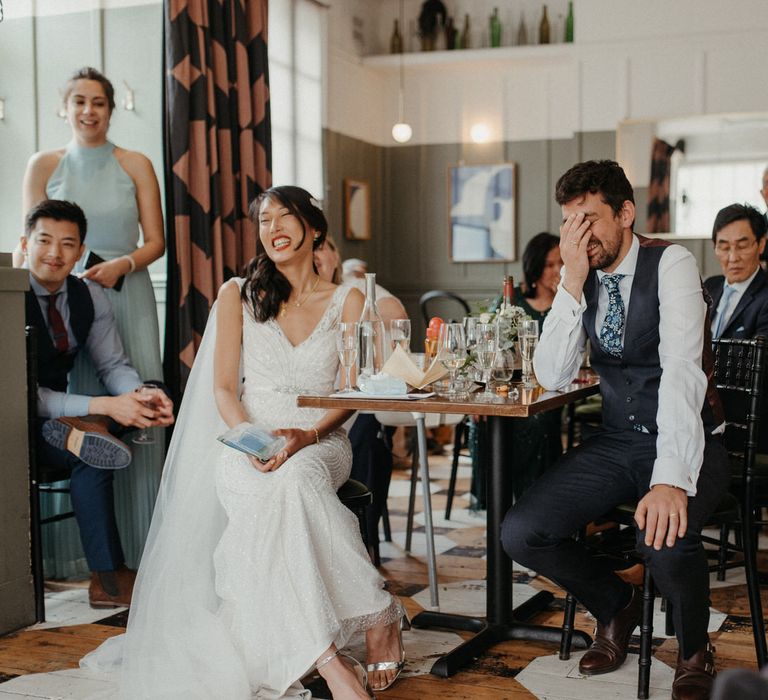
(448, 163), (516, 262)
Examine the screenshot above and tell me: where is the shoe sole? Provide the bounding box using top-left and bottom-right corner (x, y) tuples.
(43, 420), (132, 469)
(89, 599), (129, 609)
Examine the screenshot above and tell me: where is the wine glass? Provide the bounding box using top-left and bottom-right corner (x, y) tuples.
(336, 322), (359, 391)
(473, 322), (498, 402)
(390, 318), (411, 353)
(438, 322), (468, 399)
(518, 319), (540, 388)
(132, 382), (160, 445)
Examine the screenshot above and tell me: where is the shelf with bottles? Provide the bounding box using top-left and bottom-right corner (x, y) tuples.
(362, 40), (576, 69)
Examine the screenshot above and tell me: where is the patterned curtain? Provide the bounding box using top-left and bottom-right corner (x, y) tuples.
(163, 0), (271, 397)
(646, 138), (675, 233)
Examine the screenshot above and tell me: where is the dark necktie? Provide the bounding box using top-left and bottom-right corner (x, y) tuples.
(47, 293), (69, 352)
(599, 274), (626, 357)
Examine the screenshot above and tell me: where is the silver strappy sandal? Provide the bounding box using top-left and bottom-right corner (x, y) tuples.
(366, 613), (410, 692)
(317, 649), (376, 699)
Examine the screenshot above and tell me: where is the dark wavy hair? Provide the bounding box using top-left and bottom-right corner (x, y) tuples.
(712, 203), (767, 243)
(555, 159), (634, 217)
(25, 199), (87, 244)
(522, 232), (560, 298)
(63, 67), (116, 114)
(242, 186), (328, 322)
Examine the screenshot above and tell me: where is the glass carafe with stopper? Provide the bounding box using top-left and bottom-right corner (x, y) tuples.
(358, 273), (387, 378)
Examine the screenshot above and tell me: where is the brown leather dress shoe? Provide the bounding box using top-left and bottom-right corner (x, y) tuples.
(89, 565), (136, 608)
(671, 642), (716, 700)
(579, 585), (642, 675)
(43, 415), (132, 469)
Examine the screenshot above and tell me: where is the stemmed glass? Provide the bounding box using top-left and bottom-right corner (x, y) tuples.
(132, 382), (159, 445)
(518, 319), (540, 388)
(336, 322), (359, 391)
(473, 322), (498, 402)
(438, 322), (468, 399)
(390, 319), (411, 353)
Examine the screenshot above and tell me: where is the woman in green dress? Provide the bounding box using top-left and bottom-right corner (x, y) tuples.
(471, 233), (563, 507)
(19, 67), (165, 579)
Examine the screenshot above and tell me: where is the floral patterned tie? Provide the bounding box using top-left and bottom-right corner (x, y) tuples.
(599, 274), (625, 357)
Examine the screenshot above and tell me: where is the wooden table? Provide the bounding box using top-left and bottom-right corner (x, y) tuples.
(299, 374), (600, 677)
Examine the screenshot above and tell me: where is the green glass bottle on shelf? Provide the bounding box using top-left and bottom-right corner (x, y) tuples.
(490, 7), (502, 48)
(390, 18), (403, 54)
(564, 1), (574, 42)
(460, 13), (471, 49)
(539, 4), (550, 45)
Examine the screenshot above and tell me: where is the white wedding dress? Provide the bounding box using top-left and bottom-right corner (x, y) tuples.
(81, 283), (399, 699)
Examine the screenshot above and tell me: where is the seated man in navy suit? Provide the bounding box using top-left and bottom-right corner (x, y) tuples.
(21, 199), (174, 608)
(705, 203), (768, 341)
(705, 203), (768, 454)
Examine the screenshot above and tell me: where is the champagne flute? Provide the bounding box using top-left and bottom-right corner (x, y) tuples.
(390, 318), (411, 353)
(463, 316), (479, 381)
(518, 318), (539, 388)
(473, 322), (498, 402)
(337, 322), (359, 391)
(438, 322), (468, 399)
(132, 382), (160, 445)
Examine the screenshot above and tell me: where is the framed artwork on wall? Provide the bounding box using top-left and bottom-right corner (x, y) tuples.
(448, 163), (516, 262)
(343, 178), (371, 240)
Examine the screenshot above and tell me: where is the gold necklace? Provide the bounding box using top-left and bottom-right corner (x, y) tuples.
(280, 275), (320, 317)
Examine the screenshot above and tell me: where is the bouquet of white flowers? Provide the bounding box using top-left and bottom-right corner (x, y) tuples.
(477, 303), (529, 350)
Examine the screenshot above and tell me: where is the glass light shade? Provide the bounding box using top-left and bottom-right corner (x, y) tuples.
(392, 122), (413, 143)
(470, 122), (491, 144)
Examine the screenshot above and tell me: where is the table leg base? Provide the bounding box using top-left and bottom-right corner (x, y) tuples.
(412, 590), (591, 677)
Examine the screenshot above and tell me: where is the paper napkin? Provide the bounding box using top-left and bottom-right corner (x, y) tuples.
(380, 345), (448, 390)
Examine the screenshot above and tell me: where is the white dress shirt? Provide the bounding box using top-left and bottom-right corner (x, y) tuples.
(710, 266), (761, 336)
(533, 235), (712, 496)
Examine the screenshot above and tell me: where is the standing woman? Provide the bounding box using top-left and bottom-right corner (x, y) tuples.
(20, 67), (165, 577)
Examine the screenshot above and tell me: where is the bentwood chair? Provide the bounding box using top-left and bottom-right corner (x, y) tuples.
(560, 336), (768, 698)
(419, 290), (470, 326)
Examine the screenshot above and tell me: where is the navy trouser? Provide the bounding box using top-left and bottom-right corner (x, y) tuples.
(349, 413), (394, 546)
(501, 429), (729, 659)
(35, 423), (124, 572)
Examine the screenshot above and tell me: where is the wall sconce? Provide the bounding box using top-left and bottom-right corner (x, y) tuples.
(57, 90), (67, 119)
(122, 81), (135, 111)
(391, 0), (412, 144)
(0, 98), (5, 121)
(470, 122), (491, 144)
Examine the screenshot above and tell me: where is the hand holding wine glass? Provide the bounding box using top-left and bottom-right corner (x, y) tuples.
(336, 322), (359, 391)
(438, 322), (468, 399)
(132, 383), (161, 445)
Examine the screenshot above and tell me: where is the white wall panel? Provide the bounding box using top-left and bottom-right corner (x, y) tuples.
(627, 47), (699, 120)
(705, 45), (768, 115)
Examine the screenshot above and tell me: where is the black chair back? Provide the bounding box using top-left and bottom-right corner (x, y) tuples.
(712, 335), (768, 666)
(419, 290), (470, 326)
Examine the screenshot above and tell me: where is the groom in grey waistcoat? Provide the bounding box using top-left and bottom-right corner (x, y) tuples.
(501, 161), (729, 700)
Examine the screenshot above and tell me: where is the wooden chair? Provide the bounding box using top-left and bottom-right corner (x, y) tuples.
(560, 336), (768, 698)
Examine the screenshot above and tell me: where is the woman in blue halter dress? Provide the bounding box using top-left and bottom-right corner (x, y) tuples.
(21, 67), (165, 579)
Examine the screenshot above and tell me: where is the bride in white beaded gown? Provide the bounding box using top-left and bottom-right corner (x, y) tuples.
(81, 187), (405, 699)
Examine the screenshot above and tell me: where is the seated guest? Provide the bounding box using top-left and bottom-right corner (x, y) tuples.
(705, 203), (768, 341)
(315, 237), (408, 555)
(342, 257), (368, 283)
(706, 203), (768, 454)
(502, 160), (729, 700)
(21, 199), (173, 608)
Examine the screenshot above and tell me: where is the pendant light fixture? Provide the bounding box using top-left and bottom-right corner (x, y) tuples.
(391, 0), (412, 143)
